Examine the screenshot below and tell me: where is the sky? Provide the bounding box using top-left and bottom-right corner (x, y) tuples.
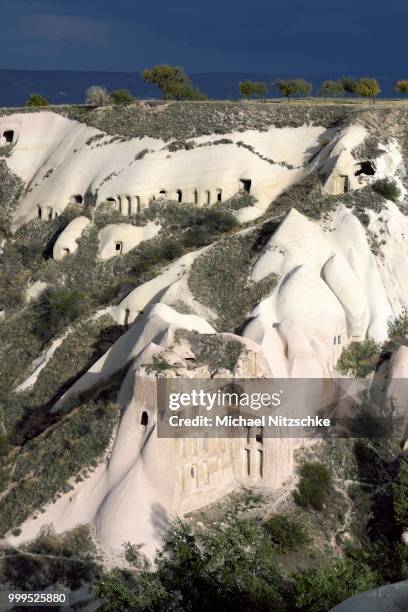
(0, 0), (407, 76)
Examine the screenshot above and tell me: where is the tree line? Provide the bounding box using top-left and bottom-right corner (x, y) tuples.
(22, 65), (408, 107)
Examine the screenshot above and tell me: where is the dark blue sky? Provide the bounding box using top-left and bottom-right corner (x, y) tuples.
(0, 0), (406, 75)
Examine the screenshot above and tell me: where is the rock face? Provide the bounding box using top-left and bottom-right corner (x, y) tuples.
(97, 222), (160, 259)
(53, 216), (91, 260)
(0, 111), (368, 226)
(3, 105), (408, 565)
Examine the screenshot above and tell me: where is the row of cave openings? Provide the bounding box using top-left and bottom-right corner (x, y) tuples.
(37, 195), (84, 220)
(35, 180), (252, 221)
(104, 179), (252, 215)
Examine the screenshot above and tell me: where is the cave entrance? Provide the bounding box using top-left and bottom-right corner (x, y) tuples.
(63, 248), (70, 257)
(240, 178), (252, 194)
(141, 411), (148, 426)
(159, 190), (167, 199)
(115, 241), (123, 254)
(216, 188), (222, 203)
(355, 161), (376, 177)
(3, 130), (14, 144)
(176, 189), (182, 203)
(70, 194), (83, 205)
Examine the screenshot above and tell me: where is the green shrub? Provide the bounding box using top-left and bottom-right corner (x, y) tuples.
(111, 89), (134, 106)
(293, 462), (331, 510)
(293, 555), (379, 612)
(31, 286), (91, 343)
(337, 339), (381, 377)
(26, 94), (49, 107)
(386, 310), (408, 351)
(372, 178), (401, 202)
(264, 514), (309, 553)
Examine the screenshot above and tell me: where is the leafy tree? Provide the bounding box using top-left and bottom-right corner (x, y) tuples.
(85, 85), (111, 107)
(385, 309), (408, 351)
(274, 78), (312, 100)
(142, 64), (207, 100)
(337, 339), (381, 377)
(395, 80), (408, 95)
(318, 79), (344, 97)
(111, 89), (134, 106)
(355, 77), (381, 102)
(293, 555), (379, 612)
(95, 518), (288, 611)
(372, 177), (401, 202)
(293, 462), (331, 510)
(339, 76), (358, 95)
(239, 80), (268, 99)
(264, 514), (309, 553)
(26, 93), (49, 107)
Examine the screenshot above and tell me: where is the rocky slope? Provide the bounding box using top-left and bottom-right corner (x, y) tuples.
(1, 101), (408, 569)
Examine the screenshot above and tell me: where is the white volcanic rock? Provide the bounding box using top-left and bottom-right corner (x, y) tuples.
(244, 205), (396, 377)
(98, 222), (160, 259)
(53, 216), (91, 260)
(53, 302), (216, 409)
(111, 250), (215, 325)
(0, 112), (338, 226)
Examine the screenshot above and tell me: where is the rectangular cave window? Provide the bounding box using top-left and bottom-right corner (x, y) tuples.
(176, 189), (182, 203)
(340, 175), (349, 193)
(191, 464), (198, 487)
(337, 335), (341, 345)
(216, 188), (222, 203)
(240, 179), (252, 194)
(258, 450), (264, 478)
(115, 241), (123, 254)
(256, 426), (263, 444)
(3, 130), (14, 144)
(245, 449), (251, 476)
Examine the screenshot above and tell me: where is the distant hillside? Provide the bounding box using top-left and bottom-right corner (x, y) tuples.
(0, 69), (403, 106)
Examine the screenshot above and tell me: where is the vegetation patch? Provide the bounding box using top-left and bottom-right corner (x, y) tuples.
(293, 462), (332, 510)
(177, 331), (243, 372)
(0, 526), (101, 591)
(372, 177), (401, 202)
(264, 514), (310, 553)
(337, 339), (381, 377)
(188, 233), (278, 332)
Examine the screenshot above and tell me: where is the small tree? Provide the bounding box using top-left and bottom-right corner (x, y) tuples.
(142, 64), (207, 100)
(355, 77), (381, 103)
(85, 85), (111, 107)
(239, 80), (268, 99)
(318, 79), (344, 97)
(111, 89), (134, 106)
(372, 178), (401, 202)
(26, 93), (49, 107)
(395, 80), (408, 95)
(337, 339), (381, 377)
(339, 76), (358, 95)
(274, 78), (312, 101)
